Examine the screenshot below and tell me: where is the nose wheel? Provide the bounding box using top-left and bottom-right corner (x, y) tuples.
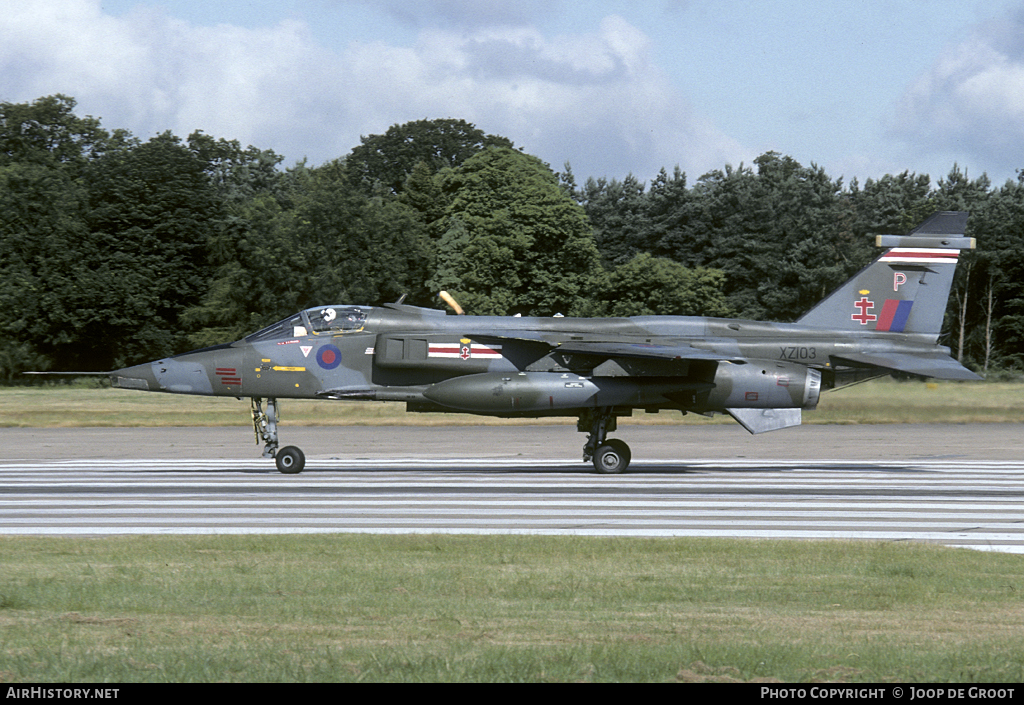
(252, 398), (306, 474)
(274, 445), (305, 474)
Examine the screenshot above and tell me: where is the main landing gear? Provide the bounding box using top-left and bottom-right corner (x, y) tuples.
(579, 408), (631, 474)
(252, 397), (305, 474)
(251, 398), (629, 475)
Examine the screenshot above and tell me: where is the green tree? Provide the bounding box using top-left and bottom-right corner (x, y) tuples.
(295, 161), (433, 306)
(57, 132), (221, 369)
(682, 153), (857, 322)
(0, 95), (127, 376)
(398, 159), (450, 237)
(186, 159), (435, 346)
(934, 164), (992, 213)
(346, 118), (513, 196)
(580, 173), (650, 266)
(588, 253), (733, 318)
(180, 139), (303, 346)
(0, 160), (90, 378)
(0, 94), (118, 171)
(930, 165), (994, 366)
(181, 183), (312, 346)
(644, 166), (695, 260)
(2, 119), (222, 371)
(429, 148), (601, 316)
(848, 171), (935, 236)
(959, 174), (1024, 370)
(186, 130), (286, 204)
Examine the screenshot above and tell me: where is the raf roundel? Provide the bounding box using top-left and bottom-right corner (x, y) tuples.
(316, 344), (342, 370)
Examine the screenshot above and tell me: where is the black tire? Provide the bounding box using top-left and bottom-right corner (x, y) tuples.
(593, 439), (630, 474)
(275, 445), (305, 474)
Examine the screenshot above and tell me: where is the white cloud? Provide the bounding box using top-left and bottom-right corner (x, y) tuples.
(337, 14), (748, 179)
(892, 8), (1024, 179)
(1, 1), (347, 160)
(1, 1), (747, 179)
(343, 0), (563, 30)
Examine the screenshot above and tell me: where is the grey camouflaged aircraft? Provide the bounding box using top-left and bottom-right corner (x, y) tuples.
(100, 211), (981, 474)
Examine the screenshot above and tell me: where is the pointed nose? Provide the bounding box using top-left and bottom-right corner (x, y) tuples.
(110, 362), (158, 391)
(111, 355), (216, 394)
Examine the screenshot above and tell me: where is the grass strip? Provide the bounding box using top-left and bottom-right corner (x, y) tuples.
(3, 379), (1024, 427)
(2, 534), (1023, 682)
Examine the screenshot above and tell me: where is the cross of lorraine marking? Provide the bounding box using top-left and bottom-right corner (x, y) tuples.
(852, 297), (876, 325)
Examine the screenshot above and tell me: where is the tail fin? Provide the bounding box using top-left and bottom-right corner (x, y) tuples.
(797, 211), (974, 339)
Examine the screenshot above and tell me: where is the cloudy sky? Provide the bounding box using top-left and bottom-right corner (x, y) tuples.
(4, 0), (1024, 186)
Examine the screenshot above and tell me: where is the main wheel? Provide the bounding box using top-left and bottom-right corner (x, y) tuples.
(275, 445), (305, 474)
(593, 439), (630, 474)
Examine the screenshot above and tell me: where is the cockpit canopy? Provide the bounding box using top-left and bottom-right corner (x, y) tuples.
(246, 306), (370, 342)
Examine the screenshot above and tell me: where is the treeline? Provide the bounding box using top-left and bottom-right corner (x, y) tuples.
(2, 94), (1023, 381)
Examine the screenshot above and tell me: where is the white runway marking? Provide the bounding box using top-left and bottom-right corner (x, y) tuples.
(2, 458), (1024, 552)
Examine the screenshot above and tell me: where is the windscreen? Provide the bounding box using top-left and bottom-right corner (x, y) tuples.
(245, 313), (308, 342)
(305, 306), (368, 333)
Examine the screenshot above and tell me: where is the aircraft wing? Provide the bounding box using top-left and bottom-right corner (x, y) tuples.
(464, 333), (735, 370)
(831, 352), (982, 381)
(551, 341), (732, 361)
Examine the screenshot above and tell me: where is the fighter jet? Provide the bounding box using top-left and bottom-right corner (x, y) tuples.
(93, 211), (980, 474)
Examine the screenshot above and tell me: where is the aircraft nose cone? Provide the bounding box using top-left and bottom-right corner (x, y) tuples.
(110, 363), (158, 391)
(111, 357), (215, 394)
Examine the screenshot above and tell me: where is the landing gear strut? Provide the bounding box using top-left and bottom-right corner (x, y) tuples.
(252, 397), (305, 474)
(579, 408), (631, 474)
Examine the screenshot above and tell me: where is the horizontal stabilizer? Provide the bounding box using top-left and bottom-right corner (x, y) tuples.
(727, 408), (803, 434)
(831, 352), (982, 381)
(872, 211), (974, 252)
(875, 235), (975, 250)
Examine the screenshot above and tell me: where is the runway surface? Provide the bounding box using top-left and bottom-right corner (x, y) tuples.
(2, 425), (1023, 551)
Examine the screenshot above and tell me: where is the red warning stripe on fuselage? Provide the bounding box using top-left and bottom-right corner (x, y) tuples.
(215, 367), (242, 386)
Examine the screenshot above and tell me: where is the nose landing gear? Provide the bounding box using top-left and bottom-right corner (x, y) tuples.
(252, 397), (305, 474)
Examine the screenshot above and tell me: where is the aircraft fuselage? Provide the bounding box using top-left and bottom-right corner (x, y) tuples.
(111, 307), (946, 416)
